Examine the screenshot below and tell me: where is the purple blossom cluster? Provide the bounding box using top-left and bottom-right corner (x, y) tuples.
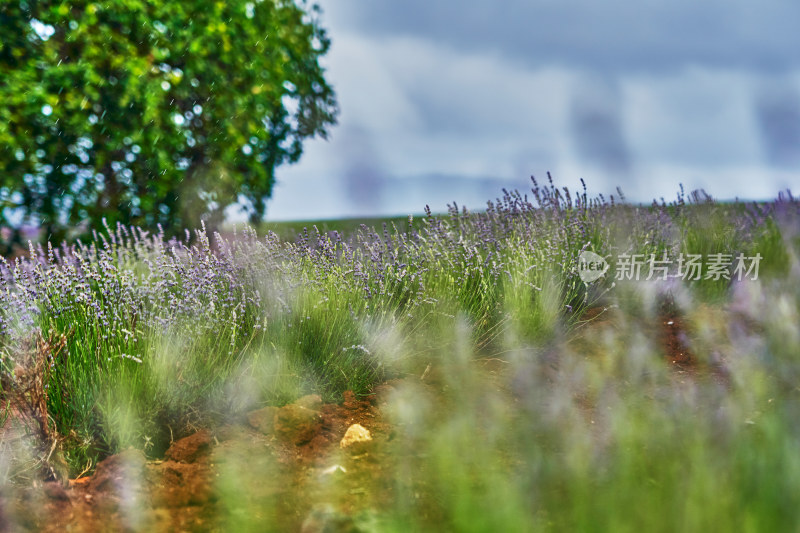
(0, 177), (796, 359)
(0, 221), (265, 351)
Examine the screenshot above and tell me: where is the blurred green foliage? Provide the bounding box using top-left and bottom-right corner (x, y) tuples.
(0, 0), (337, 240)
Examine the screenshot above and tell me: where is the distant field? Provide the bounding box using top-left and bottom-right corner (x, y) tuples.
(254, 214), (426, 242)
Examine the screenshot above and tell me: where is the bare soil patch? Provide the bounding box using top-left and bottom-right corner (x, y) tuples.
(1, 386), (397, 532)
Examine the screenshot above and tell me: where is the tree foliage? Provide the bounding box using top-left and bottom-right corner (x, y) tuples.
(0, 0), (337, 237)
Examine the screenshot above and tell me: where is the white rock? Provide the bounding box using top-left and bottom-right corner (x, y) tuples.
(339, 424), (372, 448)
(321, 464), (347, 475)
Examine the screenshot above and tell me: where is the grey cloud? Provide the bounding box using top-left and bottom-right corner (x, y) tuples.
(328, 0), (800, 73)
(262, 0), (797, 222)
(339, 126), (386, 210)
(755, 79), (800, 167)
(375, 173), (529, 214)
(404, 89), (478, 135)
(570, 78), (631, 174)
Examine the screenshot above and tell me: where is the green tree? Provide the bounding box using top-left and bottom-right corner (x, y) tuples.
(0, 0), (337, 239)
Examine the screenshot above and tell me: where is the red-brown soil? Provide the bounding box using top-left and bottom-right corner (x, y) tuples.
(0, 387), (397, 532)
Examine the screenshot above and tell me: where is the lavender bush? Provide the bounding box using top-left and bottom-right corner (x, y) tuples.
(0, 177), (796, 475)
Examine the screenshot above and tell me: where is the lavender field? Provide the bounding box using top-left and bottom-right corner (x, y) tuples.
(1, 178), (799, 531)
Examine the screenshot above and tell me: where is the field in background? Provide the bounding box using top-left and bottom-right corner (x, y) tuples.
(256, 215), (424, 243)
(1, 180), (799, 531)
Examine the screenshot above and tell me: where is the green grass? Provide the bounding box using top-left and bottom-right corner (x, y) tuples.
(2, 194), (800, 531)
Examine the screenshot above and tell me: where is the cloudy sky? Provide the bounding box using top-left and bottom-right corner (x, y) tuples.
(263, 0), (800, 220)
